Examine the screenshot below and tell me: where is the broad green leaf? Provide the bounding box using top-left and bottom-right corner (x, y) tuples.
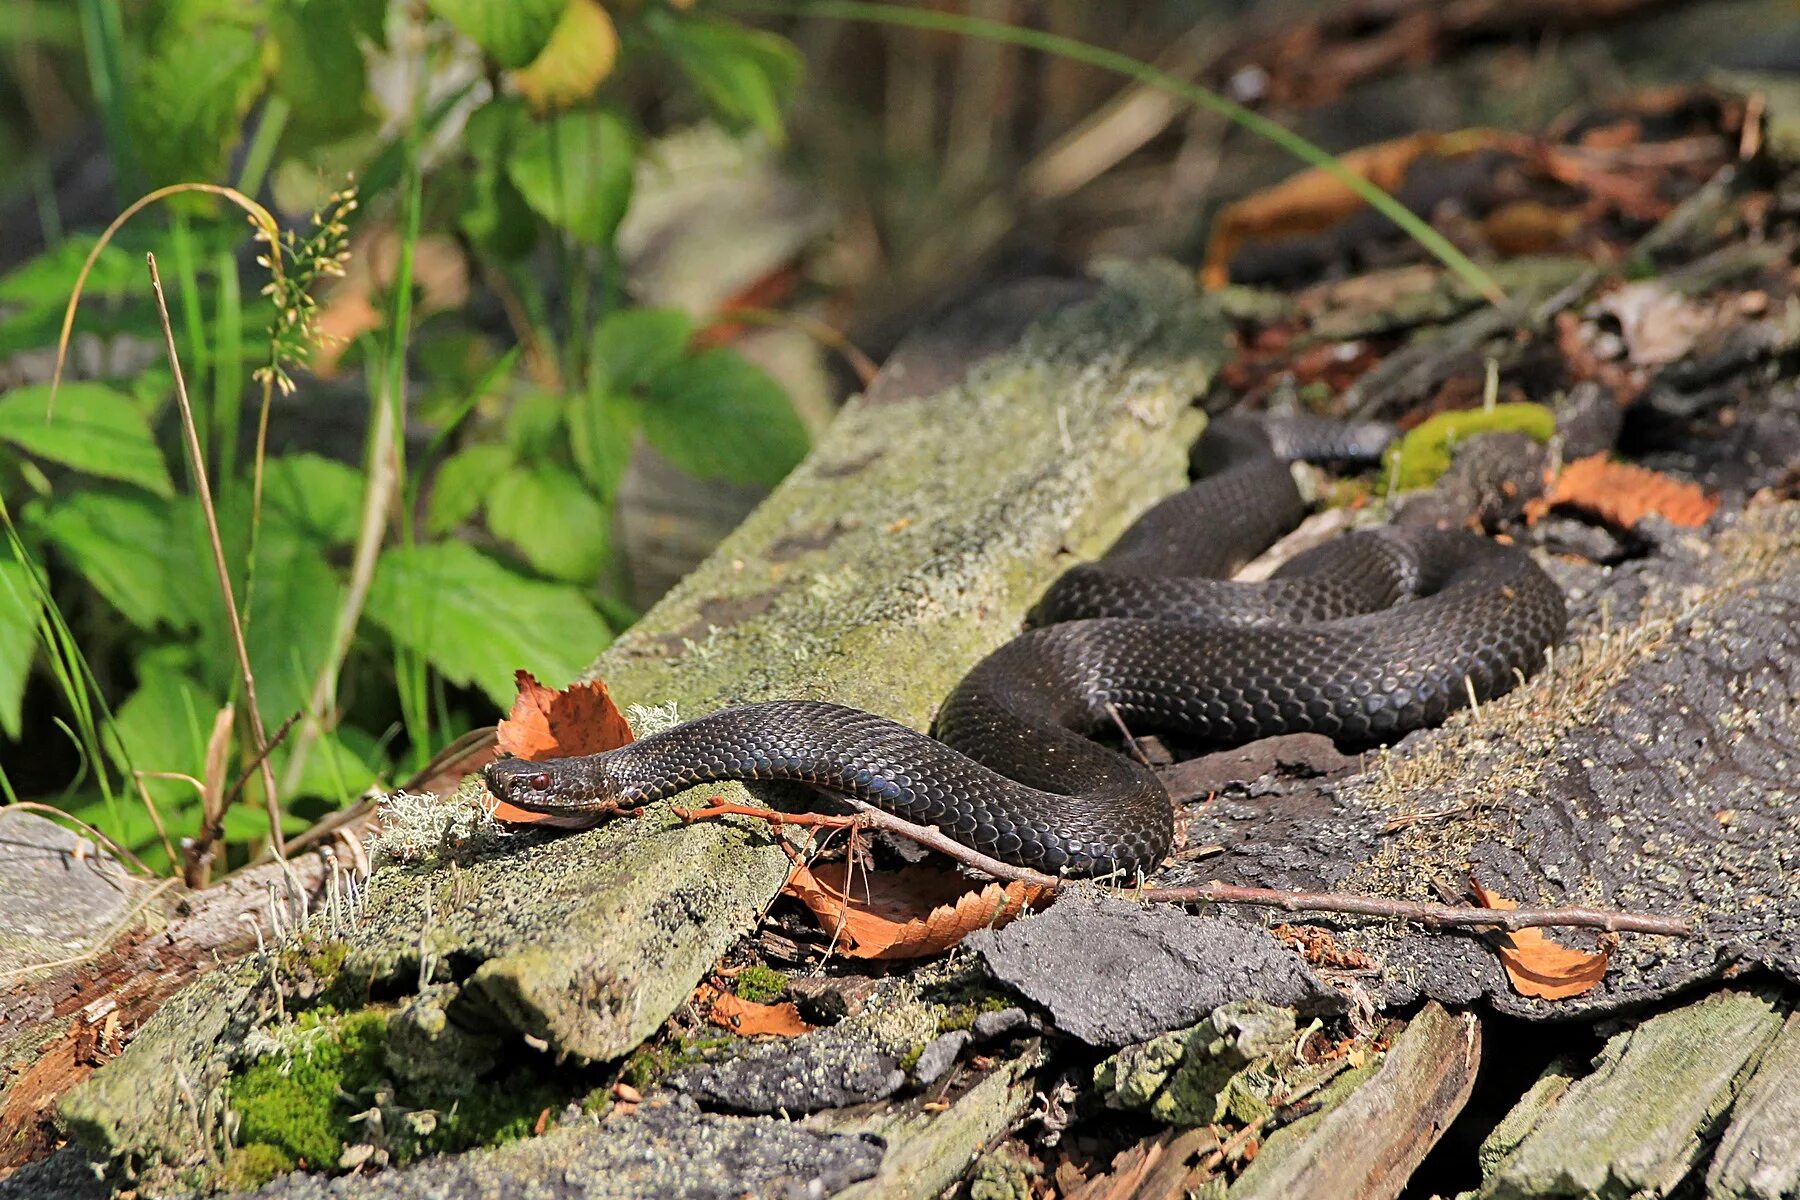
(428, 0), (564, 68)
(426, 443), (514, 535)
(365, 541), (610, 706)
(0, 383), (174, 496)
(486, 462), (609, 582)
(507, 107), (635, 249)
(0, 554), (43, 740)
(66, 792), (196, 872)
(642, 348), (808, 486)
(592, 307), (692, 392)
(652, 13), (802, 141)
(128, 23), (270, 187)
(0, 295), (162, 360)
(514, 0), (616, 113)
(219, 803), (311, 841)
(261, 454), (365, 546)
(568, 388), (638, 500)
(28, 491), (186, 631)
(243, 527), (344, 728)
(459, 99), (539, 259)
(104, 647), (220, 837)
(0, 236), (138, 309)
(270, 0), (374, 141)
(286, 726), (384, 805)
(503, 390), (567, 459)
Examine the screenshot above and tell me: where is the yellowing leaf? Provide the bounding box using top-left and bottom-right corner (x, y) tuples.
(515, 0), (618, 113)
(786, 861), (1051, 960)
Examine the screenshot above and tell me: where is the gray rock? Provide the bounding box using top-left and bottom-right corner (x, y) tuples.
(909, 1031), (972, 1086)
(966, 892), (1341, 1047)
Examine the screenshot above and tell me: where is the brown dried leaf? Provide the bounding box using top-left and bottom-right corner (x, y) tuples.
(696, 984), (815, 1037)
(1471, 882), (1612, 1000)
(1529, 454), (1719, 530)
(784, 861), (1052, 960)
(491, 670), (634, 827)
(1202, 129), (1512, 288)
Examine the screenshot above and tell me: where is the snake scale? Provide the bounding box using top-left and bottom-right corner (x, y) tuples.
(486, 416), (1567, 877)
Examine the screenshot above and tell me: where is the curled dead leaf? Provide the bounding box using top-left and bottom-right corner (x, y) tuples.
(1527, 454), (1719, 530)
(785, 861), (1052, 960)
(695, 984), (815, 1037)
(490, 670), (635, 827)
(1470, 882), (1613, 1000)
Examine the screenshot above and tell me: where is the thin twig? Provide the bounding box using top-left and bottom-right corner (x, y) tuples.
(1104, 700), (1152, 767)
(146, 253), (286, 860)
(685, 797), (1692, 938)
(186, 710), (301, 887)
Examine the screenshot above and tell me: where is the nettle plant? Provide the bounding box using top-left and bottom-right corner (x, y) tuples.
(0, 0), (810, 873)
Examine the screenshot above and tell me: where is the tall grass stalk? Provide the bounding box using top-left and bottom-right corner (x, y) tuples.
(730, 0), (1507, 304)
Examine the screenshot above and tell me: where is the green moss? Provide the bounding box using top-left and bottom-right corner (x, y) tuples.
(619, 1032), (735, 1093)
(231, 1005), (577, 1176)
(731, 965), (789, 1004)
(233, 1009), (388, 1170)
(220, 1143), (296, 1191)
(1380, 402), (1556, 492)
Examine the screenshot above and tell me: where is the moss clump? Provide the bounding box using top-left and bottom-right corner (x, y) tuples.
(220, 1143), (297, 1191)
(234, 1009), (388, 1170)
(1380, 402), (1555, 492)
(619, 1032), (735, 1093)
(231, 1006), (573, 1175)
(731, 965), (789, 1004)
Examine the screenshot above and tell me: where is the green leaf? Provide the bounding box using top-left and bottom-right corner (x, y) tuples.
(642, 348), (808, 486)
(365, 541), (610, 706)
(261, 454), (365, 547)
(507, 107), (635, 249)
(503, 390), (567, 460)
(104, 647), (221, 841)
(286, 726), (384, 805)
(426, 443), (514, 535)
(427, 0), (564, 69)
(459, 99), (540, 260)
(0, 554), (43, 741)
(652, 13), (802, 141)
(28, 492), (187, 631)
(219, 802), (310, 841)
(270, 0), (374, 141)
(486, 463), (610, 582)
(0, 383), (174, 497)
(128, 22), (270, 187)
(0, 236), (139, 310)
(592, 307), (692, 392)
(568, 388), (639, 500)
(243, 527), (344, 727)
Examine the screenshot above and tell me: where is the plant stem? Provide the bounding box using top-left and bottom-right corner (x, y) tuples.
(728, 0), (1507, 304)
(146, 252), (286, 860)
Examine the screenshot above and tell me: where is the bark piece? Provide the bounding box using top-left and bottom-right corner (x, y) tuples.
(1228, 1002), (1480, 1200)
(1704, 1011), (1800, 1200)
(1481, 990), (1785, 1199)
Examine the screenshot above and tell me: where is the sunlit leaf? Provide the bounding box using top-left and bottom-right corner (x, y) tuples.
(0, 554), (43, 740)
(652, 12), (801, 141)
(642, 348), (808, 485)
(104, 646), (220, 831)
(243, 527), (344, 728)
(568, 388), (639, 500)
(459, 99), (539, 259)
(486, 462), (610, 582)
(0, 384), (174, 496)
(514, 0), (617, 113)
(129, 22), (270, 187)
(270, 0), (375, 140)
(28, 491), (186, 631)
(426, 443), (514, 535)
(592, 306), (692, 392)
(507, 106), (636, 248)
(261, 453), (366, 546)
(365, 541), (610, 706)
(427, 0), (564, 68)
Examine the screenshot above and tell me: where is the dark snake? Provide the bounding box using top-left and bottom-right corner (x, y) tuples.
(485, 416), (1567, 878)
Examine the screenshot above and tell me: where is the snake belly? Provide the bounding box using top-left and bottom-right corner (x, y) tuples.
(484, 417), (1567, 878)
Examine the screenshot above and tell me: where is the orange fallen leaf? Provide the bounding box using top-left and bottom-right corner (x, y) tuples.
(1527, 454), (1719, 530)
(695, 984), (815, 1037)
(490, 671), (635, 827)
(785, 861), (1052, 960)
(1202, 128), (1515, 289)
(1471, 882), (1612, 1000)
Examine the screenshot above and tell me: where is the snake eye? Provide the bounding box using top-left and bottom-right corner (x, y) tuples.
(527, 772), (551, 792)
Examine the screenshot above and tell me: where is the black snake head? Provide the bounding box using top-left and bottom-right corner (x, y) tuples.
(484, 755), (620, 815)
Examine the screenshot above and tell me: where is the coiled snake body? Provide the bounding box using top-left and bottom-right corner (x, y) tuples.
(486, 417), (1566, 877)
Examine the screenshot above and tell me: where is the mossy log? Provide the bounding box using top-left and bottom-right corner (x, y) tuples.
(58, 261), (1231, 1193)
